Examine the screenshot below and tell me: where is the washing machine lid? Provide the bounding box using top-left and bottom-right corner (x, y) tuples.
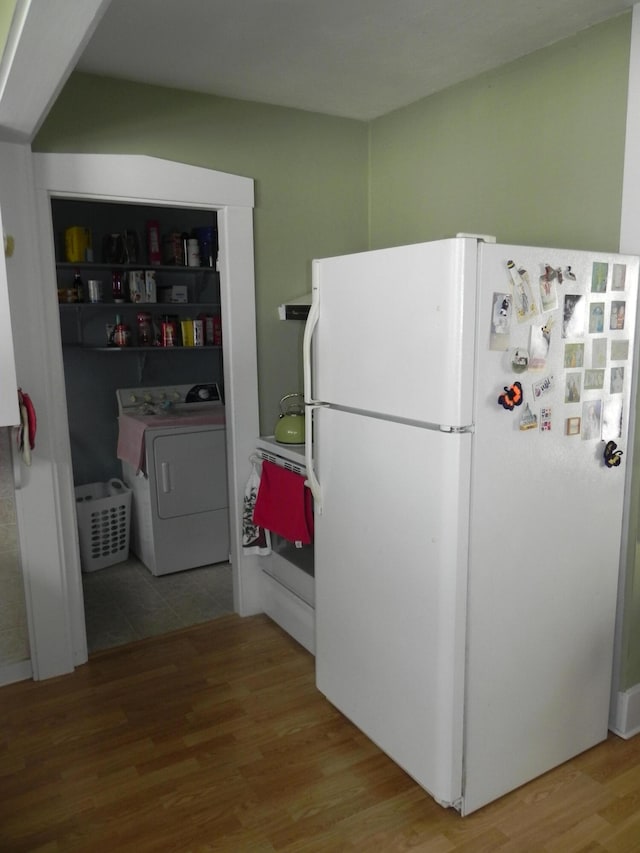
(116, 383), (223, 416)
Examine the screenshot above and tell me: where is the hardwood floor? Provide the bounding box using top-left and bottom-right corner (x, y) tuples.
(2, 614), (640, 852)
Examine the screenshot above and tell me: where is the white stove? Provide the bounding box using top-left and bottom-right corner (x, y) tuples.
(255, 434), (305, 466)
(254, 434), (314, 654)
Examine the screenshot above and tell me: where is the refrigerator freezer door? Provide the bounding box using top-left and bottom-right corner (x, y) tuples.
(311, 238), (478, 427)
(314, 406), (470, 807)
(462, 244), (639, 814)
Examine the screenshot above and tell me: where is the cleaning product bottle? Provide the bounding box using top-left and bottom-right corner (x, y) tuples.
(71, 270), (84, 302)
(113, 314), (131, 347)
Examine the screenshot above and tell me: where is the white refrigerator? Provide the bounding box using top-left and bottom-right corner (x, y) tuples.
(302, 235), (638, 815)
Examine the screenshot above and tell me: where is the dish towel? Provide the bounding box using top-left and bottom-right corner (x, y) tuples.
(242, 459), (272, 555)
(253, 459), (314, 546)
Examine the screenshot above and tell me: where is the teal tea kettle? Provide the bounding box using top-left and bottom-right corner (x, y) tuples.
(274, 393), (305, 444)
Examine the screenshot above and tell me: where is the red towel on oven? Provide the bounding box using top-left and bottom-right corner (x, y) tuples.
(253, 459), (314, 545)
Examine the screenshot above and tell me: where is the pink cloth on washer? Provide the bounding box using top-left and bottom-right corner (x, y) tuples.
(117, 411), (226, 473)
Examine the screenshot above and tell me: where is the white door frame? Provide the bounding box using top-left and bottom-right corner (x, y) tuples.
(26, 152), (264, 676)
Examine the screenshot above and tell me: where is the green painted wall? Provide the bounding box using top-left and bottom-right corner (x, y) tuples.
(367, 11), (640, 692)
(34, 14), (640, 690)
(369, 13), (631, 253)
(0, 1), (17, 57)
(33, 73), (369, 433)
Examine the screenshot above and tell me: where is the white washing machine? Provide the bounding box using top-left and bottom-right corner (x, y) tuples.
(116, 383), (229, 575)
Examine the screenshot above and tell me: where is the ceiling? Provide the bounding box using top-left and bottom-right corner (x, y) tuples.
(75, 0), (637, 121)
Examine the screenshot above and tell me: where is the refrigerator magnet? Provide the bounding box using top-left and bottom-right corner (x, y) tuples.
(498, 381), (523, 410)
(589, 303), (605, 334)
(611, 367), (624, 394)
(612, 263), (627, 291)
(611, 339), (629, 361)
(603, 399), (623, 440)
(532, 375), (553, 400)
(564, 343), (584, 369)
(562, 294), (585, 338)
(581, 400), (602, 440)
(519, 404), (538, 431)
(529, 322), (551, 369)
(490, 293), (512, 350)
(538, 266), (559, 312)
(506, 261), (538, 323)
(591, 338), (607, 368)
(540, 407), (552, 432)
(511, 348), (529, 372)
(565, 373), (582, 403)
(604, 440), (623, 468)
(610, 301), (626, 330)
(584, 370), (604, 391)
(591, 262), (608, 293)
(566, 416), (581, 436)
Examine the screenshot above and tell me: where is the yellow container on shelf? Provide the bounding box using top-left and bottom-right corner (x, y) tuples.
(180, 319), (194, 347)
(64, 226), (92, 263)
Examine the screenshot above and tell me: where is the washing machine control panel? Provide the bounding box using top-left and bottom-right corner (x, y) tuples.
(116, 383), (223, 415)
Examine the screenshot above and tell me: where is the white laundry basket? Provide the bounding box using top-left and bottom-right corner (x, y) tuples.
(75, 478), (132, 572)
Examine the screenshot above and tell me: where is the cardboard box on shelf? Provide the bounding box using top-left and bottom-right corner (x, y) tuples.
(170, 284), (189, 303)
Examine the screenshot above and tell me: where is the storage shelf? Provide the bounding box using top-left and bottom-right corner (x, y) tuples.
(62, 345), (222, 352)
(58, 302), (219, 310)
(56, 261), (216, 273)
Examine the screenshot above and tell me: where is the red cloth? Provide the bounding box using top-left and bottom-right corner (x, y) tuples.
(253, 460), (314, 545)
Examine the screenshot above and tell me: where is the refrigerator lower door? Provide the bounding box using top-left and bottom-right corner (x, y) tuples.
(314, 406), (471, 807)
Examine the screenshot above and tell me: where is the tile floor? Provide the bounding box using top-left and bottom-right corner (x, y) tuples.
(82, 555), (234, 654)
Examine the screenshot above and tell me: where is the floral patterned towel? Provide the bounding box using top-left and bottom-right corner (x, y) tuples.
(242, 459), (271, 555)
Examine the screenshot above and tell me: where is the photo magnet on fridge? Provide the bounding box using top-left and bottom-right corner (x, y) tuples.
(612, 263), (627, 291)
(581, 399), (602, 441)
(591, 262), (609, 293)
(490, 292), (512, 350)
(538, 265), (559, 313)
(529, 320), (552, 369)
(562, 294), (585, 338)
(591, 337), (607, 368)
(506, 261), (538, 323)
(511, 348), (529, 372)
(603, 399), (623, 440)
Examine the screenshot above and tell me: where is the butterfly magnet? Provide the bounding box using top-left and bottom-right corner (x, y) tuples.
(604, 441), (623, 468)
(498, 381), (523, 410)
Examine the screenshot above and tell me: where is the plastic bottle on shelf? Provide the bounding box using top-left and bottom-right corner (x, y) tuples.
(72, 269), (84, 303)
(113, 314), (131, 347)
(146, 220), (161, 265)
(136, 312), (153, 346)
(112, 271), (124, 303)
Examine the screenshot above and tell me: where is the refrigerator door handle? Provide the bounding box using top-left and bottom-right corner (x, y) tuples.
(304, 402), (324, 514)
(302, 281), (319, 408)
(303, 283), (323, 513)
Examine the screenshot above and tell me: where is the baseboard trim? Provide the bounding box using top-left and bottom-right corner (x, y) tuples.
(0, 659), (33, 687)
(610, 683), (640, 739)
